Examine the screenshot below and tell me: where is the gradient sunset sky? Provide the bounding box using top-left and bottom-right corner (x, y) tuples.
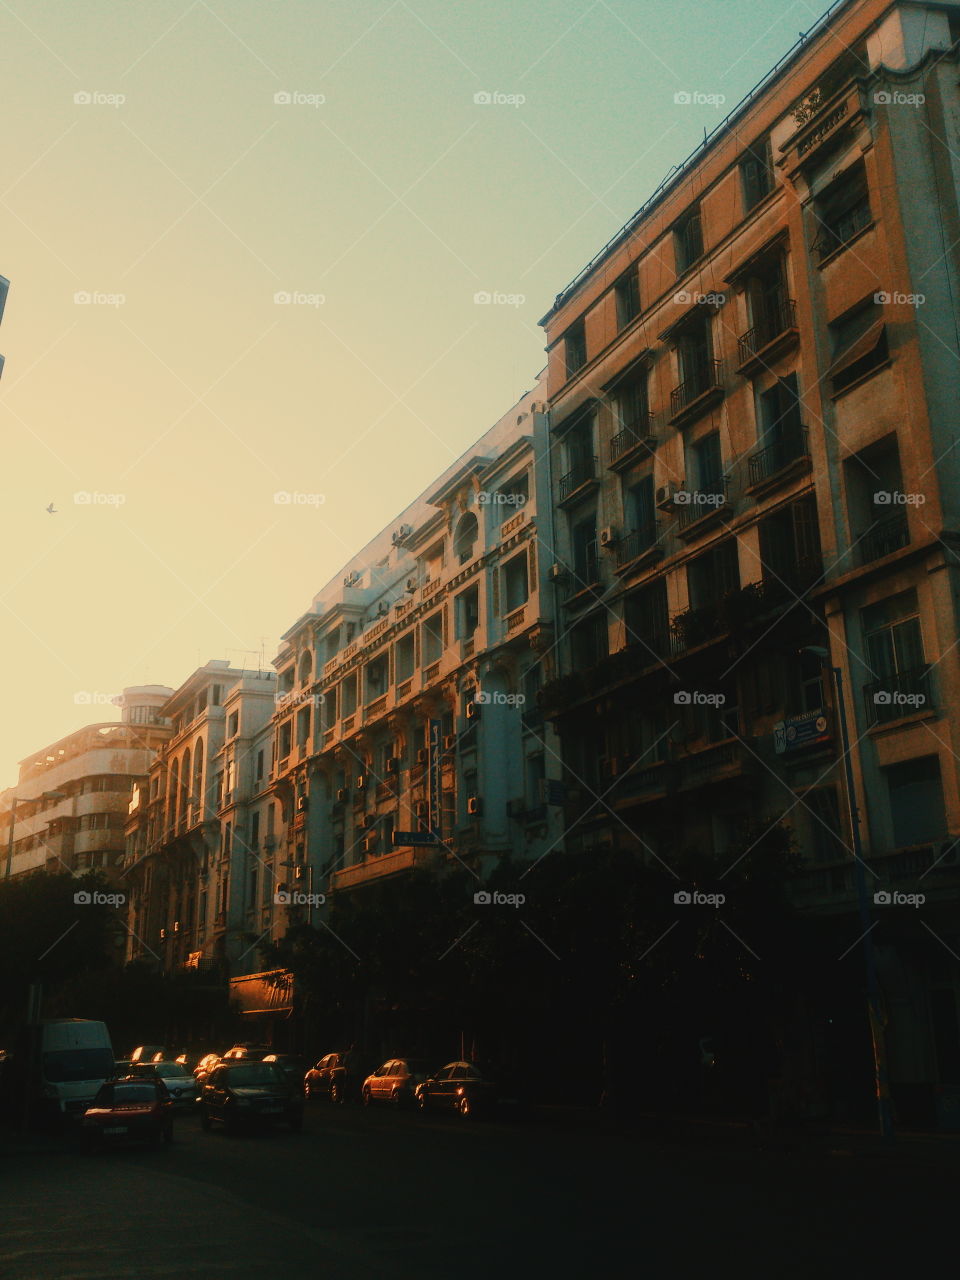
(1, 0), (832, 787)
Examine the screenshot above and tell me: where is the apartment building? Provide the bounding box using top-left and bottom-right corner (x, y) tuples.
(538, 0), (960, 1123)
(267, 377), (562, 922)
(1, 686), (173, 881)
(123, 662), (277, 976)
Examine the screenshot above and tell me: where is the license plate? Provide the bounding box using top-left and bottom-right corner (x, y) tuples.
(104, 1126), (128, 1135)
(260, 1105), (282, 1114)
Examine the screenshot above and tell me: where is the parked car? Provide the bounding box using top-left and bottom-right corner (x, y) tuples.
(193, 1053), (223, 1084)
(415, 1061), (500, 1118)
(305, 1050), (374, 1104)
(128, 1060), (200, 1109)
(262, 1054), (308, 1093)
(199, 1062), (303, 1133)
(129, 1045), (167, 1065)
(81, 1076), (173, 1150)
(221, 1044), (273, 1062)
(361, 1058), (433, 1107)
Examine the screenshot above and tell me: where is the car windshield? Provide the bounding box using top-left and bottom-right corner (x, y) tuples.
(226, 1065), (284, 1086)
(43, 1048), (115, 1083)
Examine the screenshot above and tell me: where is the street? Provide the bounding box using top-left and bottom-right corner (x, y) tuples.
(0, 1100), (953, 1278)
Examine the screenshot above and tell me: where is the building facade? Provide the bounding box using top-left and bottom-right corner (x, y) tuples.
(537, 0), (960, 1123)
(2, 687), (173, 882)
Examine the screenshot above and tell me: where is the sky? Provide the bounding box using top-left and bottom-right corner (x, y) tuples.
(0, 0), (835, 787)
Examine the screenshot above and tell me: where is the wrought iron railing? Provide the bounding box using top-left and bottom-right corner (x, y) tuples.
(737, 298), (797, 364)
(670, 359), (723, 417)
(748, 424), (809, 485)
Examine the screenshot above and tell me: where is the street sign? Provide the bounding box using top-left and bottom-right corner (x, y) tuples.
(773, 709), (831, 754)
(392, 830), (439, 847)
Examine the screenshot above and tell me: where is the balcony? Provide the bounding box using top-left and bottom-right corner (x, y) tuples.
(669, 359), (723, 426)
(614, 523), (664, 573)
(859, 512), (909, 564)
(366, 694), (388, 720)
(505, 607), (526, 634)
(376, 779), (398, 800)
(736, 298), (799, 373)
(676, 478), (730, 536)
(558, 456), (599, 505)
(747, 424), (810, 493)
(863, 666), (933, 726)
(679, 740), (758, 790)
(609, 415), (656, 469)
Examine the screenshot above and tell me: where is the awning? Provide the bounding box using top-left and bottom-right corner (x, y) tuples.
(229, 968), (294, 1015)
(827, 320), (886, 383)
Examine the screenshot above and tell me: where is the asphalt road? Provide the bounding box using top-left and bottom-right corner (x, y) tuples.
(0, 1101), (953, 1278)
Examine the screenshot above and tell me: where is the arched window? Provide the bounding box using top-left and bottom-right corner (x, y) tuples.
(453, 512), (479, 565)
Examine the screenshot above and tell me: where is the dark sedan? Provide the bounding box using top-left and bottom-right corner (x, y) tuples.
(199, 1062), (303, 1133)
(416, 1061), (499, 1118)
(263, 1054), (309, 1094)
(81, 1077), (173, 1150)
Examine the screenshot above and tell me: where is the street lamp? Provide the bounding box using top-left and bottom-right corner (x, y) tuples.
(803, 645), (895, 1144)
(4, 790), (67, 880)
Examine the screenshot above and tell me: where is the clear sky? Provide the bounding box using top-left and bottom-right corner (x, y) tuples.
(0, 0), (834, 787)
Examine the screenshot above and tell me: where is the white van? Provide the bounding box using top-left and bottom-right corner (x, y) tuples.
(34, 1019), (115, 1118)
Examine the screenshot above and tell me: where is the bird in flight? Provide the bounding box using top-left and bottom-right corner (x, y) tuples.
(46, 503), (57, 514)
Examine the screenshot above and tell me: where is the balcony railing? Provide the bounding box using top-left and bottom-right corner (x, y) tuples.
(559, 456), (598, 501)
(677, 477), (728, 530)
(863, 665), (932, 725)
(859, 512), (909, 564)
(816, 197), (872, 262)
(748, 424), (809, 486)
(505, 607), (526, 633)
(615, 523), (661, 567)
(737, 298), (797, 366)
(670, 359), (723, 419)
(610, 414), (655, 462)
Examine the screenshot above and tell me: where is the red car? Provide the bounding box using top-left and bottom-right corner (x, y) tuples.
(81, 1076), (174, 1150)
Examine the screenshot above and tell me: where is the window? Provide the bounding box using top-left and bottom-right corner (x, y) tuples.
(502, 553), (529, 613)
(455, 585), (480, 638)
(570, 612), (608, 669)
(395, 632), (415, 683)
(570, 514), (599, 587)
(674, 204), (704, 273)
(453, 512), (479, 564)
(496, 472), (529, 521)
(758, 497), (822, 588)
(687, 539), (739, 609)
(740, 137), (774, 211)
(210, 684), (222, 707)
(341, 673), (357, 717)
(625, 474), (656, 546)
(814, 162), (872, 261)
(278, 722), (292, 759)
(564, 320), (587, 378)
(365, 655), (388, 702)
(256, 750), (264, 782)
(422, 612), (444, 665)
(793, 648), (825, 715)
(675, 312), (717, 401)
(884, 756), (946, 848)
(743, 254), (791, 352)
(625, 579), (669, 656)
(691, 431), (723, 492)
(615, 267), (641, 328)
(296, 704), (311, 744)
(227, 712), (239, 738)
(862, 590), (929, 723)
(560, 416), (596, 497)
(828, 299), (888, 394)
(526, 753), (546, 809)
(613, 371), (649, 439)
(845, 435), (908, 563)
(251, 811), (260, 849)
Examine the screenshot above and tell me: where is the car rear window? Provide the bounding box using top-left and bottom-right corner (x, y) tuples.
(226, 1064), (284, 1086)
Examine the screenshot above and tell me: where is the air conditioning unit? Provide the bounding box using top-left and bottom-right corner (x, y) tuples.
(417, 747), (429, 765)
(599, 526), (617, 548)
(655, 483), (677, 510)
(356, 774), (367, 790)
(386, 756), (399, 774)
(548, 563), (567, 582)
(294, 864), (305, 880)
(444, 733), (457, 751)
(296, 795), (308, 812)
(467, 796), (483, 816)
(336, 788), (348, 803)
(392, 524), (412, 546)
(406, 577), (418, 593)
(466, 701), (481, 721)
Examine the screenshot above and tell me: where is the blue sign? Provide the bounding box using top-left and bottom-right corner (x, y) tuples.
(392, 830), (439, 848)
(773, 710), (831, 755)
